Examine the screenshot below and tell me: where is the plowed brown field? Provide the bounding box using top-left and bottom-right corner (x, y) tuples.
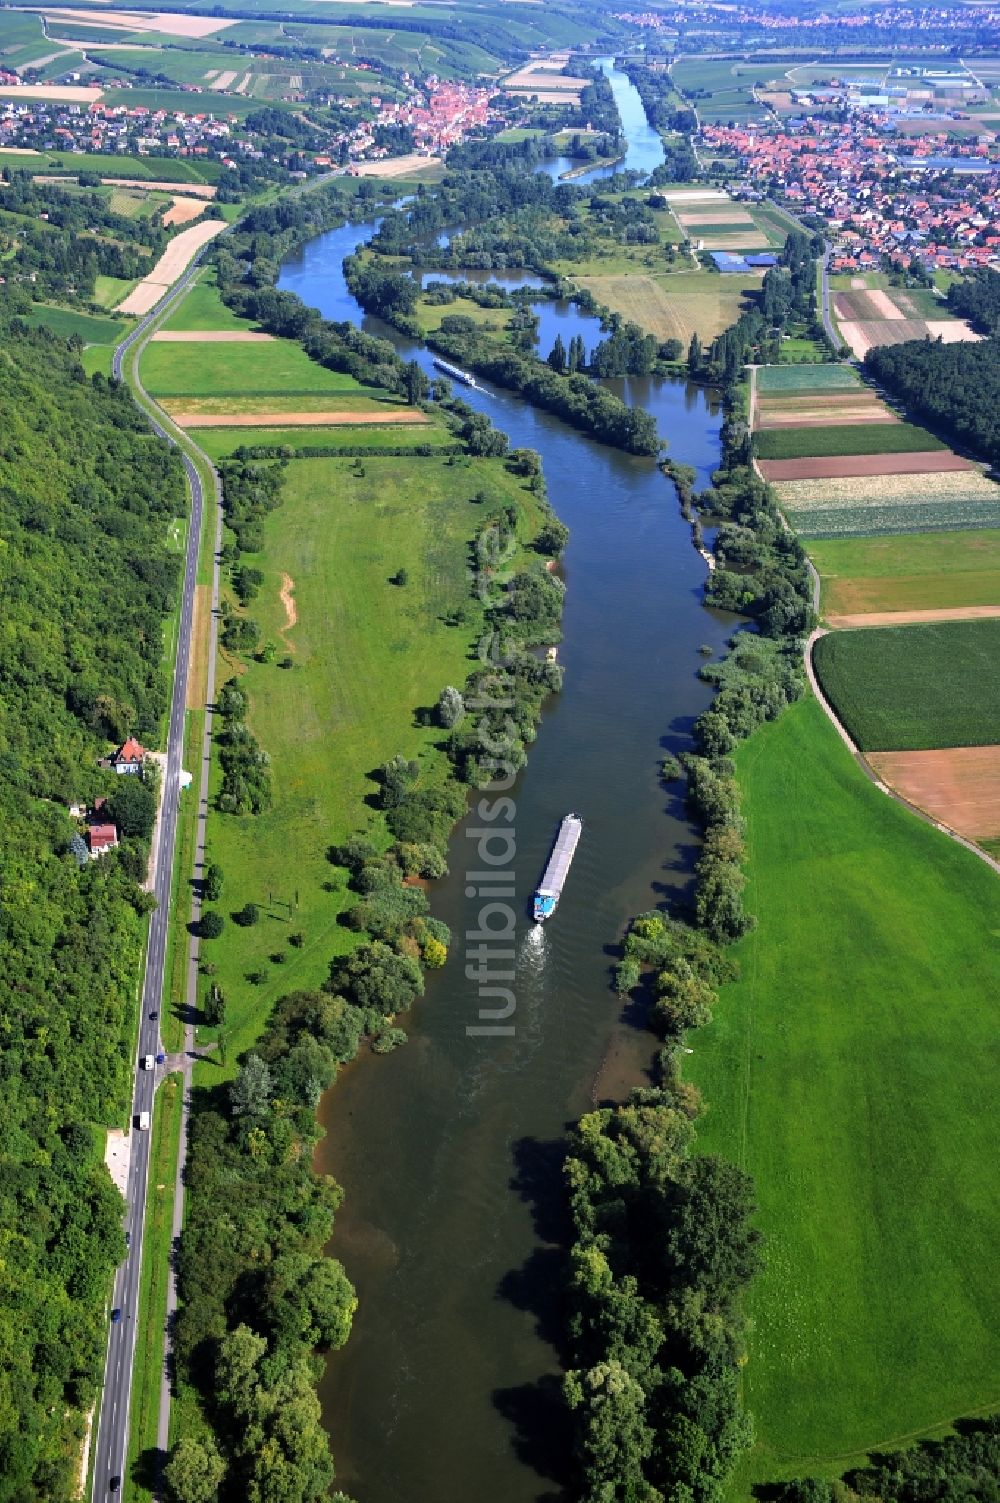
(868, 746), (1000, 838)
(759, 451), (973, 481)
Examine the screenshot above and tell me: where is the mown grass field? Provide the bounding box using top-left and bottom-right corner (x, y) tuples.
(157, 271), (252, 333)
(194, 424), (456, 462)
(574, 270), (760, 344)
(756, 363), (860, 393)
(811, 530), (1000, 615)
(755, 422), (943, 459)
(813, 619), (1000, 749)
(141, 338), (374, 398)
(689, 694), (1000, 1483)
(23, 303), (127, 344)
(192, 454), (543, 1071)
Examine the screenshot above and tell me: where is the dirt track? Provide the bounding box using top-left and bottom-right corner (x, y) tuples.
(868, 746), (1000, 839)
(172, 408), (429, 428)
(115, 219), (226, 314)
(150, 330), (275, 342)
(759, 451), (972, 481)
(826, 605), (1000, 628)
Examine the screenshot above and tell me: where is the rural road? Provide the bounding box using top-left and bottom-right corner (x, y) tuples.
(92, 251), (220, 1501)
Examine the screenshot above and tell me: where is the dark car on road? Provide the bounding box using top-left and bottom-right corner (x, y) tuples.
(111, 1308), (121, 1324)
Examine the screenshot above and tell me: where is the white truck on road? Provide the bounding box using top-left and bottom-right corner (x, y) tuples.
(136, 1110), (150, 1131)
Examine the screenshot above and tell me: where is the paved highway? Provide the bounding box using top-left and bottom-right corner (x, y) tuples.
(91, 255), (215, 1500)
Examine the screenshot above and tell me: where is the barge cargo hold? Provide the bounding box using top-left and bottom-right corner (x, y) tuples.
(533, 813), (583, 922)
(432, 357), (478, 389)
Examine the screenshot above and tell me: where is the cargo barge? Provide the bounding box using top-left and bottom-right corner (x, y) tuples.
(533, 813), (583, 922)
(433, 357), (479, 389)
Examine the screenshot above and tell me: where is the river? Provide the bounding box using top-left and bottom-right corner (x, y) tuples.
(277, 63), (726, 1503)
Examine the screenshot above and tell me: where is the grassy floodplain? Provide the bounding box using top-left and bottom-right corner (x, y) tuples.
(813, 619), (1000, 749)
(689, 695), (1000, 1482)
(193, 423), (456, 461)
(811, 529), (1000, 615)
(194, 452), (544, 1066)
(140, 338), (377, 399)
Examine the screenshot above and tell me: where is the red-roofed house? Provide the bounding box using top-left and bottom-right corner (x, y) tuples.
(88, 823), (119, 858)
(111, 738), (146, 776)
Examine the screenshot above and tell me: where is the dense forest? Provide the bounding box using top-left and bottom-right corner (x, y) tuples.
(863, 337), (1000, 466)
(0, 325), (185, 1499)
(946, 268), (1000, 334)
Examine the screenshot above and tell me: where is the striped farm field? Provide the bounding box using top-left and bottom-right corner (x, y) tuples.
(773, 471), (1000, 511)
(813, 619), (1000, 750)
(775, 468), (1000, 539)
(754, 422), (943, 460)
(757, 403), (894, 429)
(756, 363), (860, 393)
(786, 499), (1000, 540)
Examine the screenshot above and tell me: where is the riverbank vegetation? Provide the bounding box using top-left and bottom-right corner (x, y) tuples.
(170, 418), (566, 1493)
(0, 324), (185, 1499)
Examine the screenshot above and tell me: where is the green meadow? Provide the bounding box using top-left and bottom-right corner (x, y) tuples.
(157, 271), (253, 333)
(193, 424), (456, 462)
(689, 694), (1000, 1483)
(755, 422), (944, 459)
(193, 453), (543, 1068)
(23, 304), (127, 345)
(141, 338), (375, 398)
(810, 529), (1000, 615)
(813, 619), (1000, 748)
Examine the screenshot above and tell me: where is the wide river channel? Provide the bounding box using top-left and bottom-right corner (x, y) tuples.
(277, 60), (730, 1503)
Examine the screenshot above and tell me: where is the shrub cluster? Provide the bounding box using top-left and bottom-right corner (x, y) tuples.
(773, 1415), (1000, 1502)
(215, 677), (271, 816)
(219, 455), (286, 555)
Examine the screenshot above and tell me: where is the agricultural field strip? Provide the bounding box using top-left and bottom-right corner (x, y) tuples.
(171, 409), (429, 428)
(756, 363), (861, 392)
(773, 471), (1000, 510)
(754, 422), (944, 459)
(788, 500), (1000, 541)
(867, 747), (1000, 840)
(760, 452), (971, 480)
(812, 619), (1000, 751)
